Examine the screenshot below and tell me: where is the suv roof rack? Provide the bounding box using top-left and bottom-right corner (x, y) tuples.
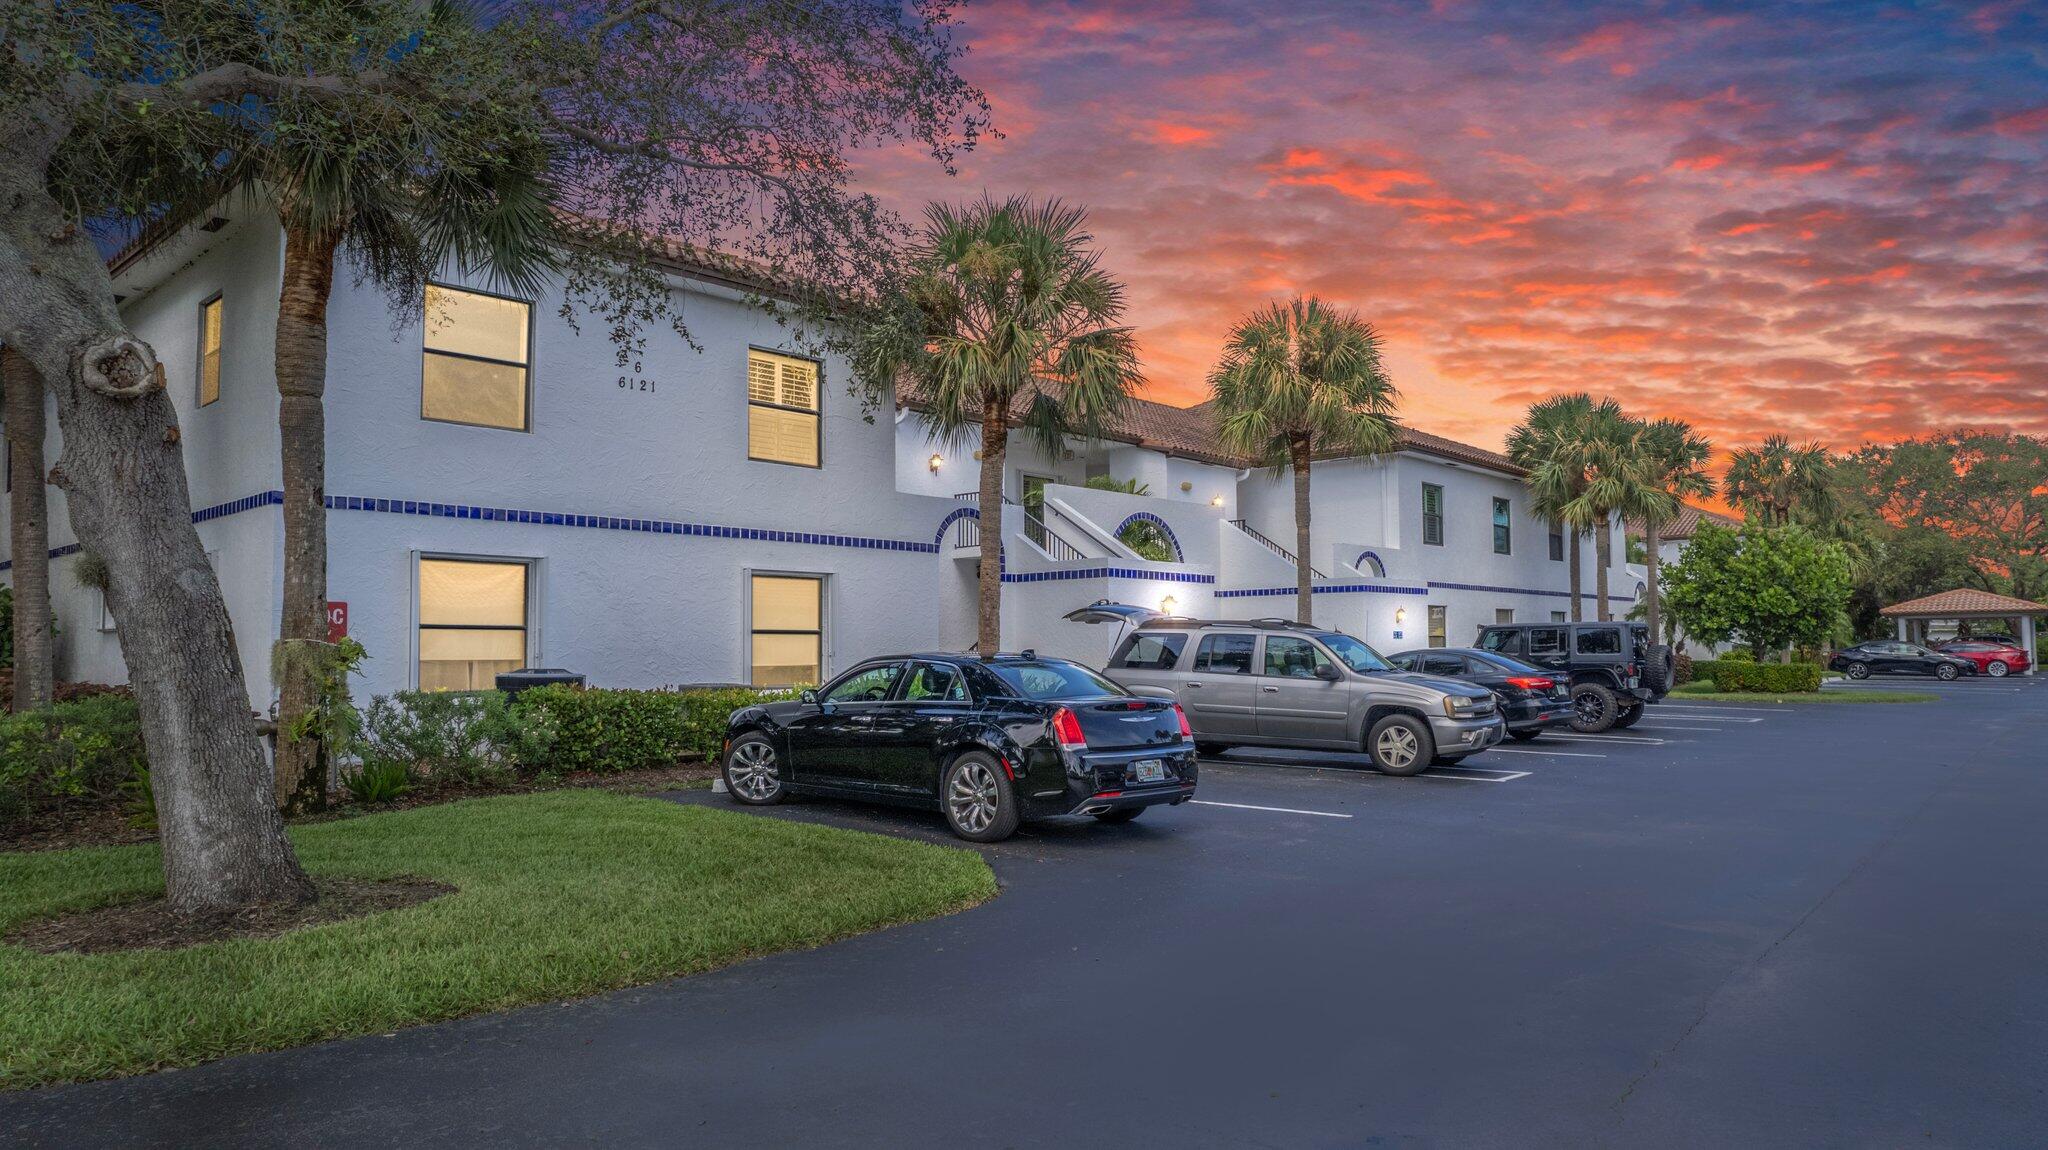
(1137, 617), (1316, 630)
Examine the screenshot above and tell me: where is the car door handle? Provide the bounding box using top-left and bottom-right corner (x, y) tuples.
(1260, 685), (1281, 693)
(1183, 682), (1203, 688)
(848, 714), (876, 727)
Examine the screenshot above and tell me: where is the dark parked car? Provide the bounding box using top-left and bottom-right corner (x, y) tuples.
(1936, 641), (2032, 678)
(721, 653), (1197, 841)
(1828, 641), (1976, 681)
(1386, 647), (1576, 741)
(1472, 621), (1669, 733)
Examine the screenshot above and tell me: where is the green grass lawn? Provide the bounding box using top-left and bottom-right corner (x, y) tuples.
(1671, 680), (1938, 703)
(0, 791), (996, 1089)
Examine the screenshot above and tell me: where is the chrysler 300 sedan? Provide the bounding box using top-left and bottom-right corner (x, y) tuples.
(722, 653), (1197, 841)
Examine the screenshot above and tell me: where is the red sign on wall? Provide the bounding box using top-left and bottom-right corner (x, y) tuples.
(326, 601), (349, 643)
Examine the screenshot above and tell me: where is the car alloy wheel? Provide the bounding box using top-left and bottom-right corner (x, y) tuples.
(1988, 660), (2010, 678)
(1847, 661), (1869, 680)
(1937, 663), (1959, 681)
(724, 738), (783, 803)
(947, 759), (1002, 835)
(1375, 724), (1421, 771)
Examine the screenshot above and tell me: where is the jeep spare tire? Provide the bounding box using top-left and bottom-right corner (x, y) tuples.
(1646, 644), (1674, 697)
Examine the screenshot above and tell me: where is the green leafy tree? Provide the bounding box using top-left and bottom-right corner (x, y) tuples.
(855, 197), (1143, 652)
(1662, 521), (1852, 660)
(1726, 435), (1836, 526)
(1209, 297), (1398, 623)
(1837, 431), (2048, 601)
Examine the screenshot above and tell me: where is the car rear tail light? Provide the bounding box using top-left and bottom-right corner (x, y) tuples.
(1051, 706), (1088, 751)
(1173, 703), (1193, 740)
(1504, 676), (1553, 691)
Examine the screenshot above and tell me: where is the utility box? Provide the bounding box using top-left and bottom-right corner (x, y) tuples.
(494, 668), (586, 698)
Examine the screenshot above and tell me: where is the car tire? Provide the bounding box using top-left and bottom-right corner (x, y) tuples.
(1988, 660), (2010, 678)
(1936, 663), (1959, 681)
(1570, 682), (1619, 733)
(1092, 807), (1144, 824)
(1366, 714), (1434, 776)
(1611, 701), (1644, 729)
(941, 752), (1020, 842)
(1846, 661), (1870, 680)
(1508, 729), (1544, 742)
(723, 733), (787, 805)
(1194, 741), (1229, 759)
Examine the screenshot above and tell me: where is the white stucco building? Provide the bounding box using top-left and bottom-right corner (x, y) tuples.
(3, 213), (1634, 705)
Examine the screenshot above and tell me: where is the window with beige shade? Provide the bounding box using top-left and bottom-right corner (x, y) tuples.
(422, 285), (531, 430)
(747, 350), (820, 467)
(198, 295), (223, 406)
(751, 573), (822, 687)
(418, 558), (528, 691)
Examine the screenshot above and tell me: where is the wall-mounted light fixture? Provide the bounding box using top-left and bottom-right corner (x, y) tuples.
(1179, 480), (1193, 493)
(928, 453), (944, 474)
(1210, 495), (1225, 508)
(1394, 607), (1408, 626)
(1160, 595), (1179, 615)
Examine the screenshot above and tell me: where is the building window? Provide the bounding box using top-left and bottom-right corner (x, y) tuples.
(418, 557), (528, 691)
(1493, 497), (1512, 554)
(1548, 523), (1564, 562)
(1495, 608), (1514, 624)
(747, 350), (821, 468)
(1422, 483), (1444, 546)
(751, 573), (823, 687)
(1427, 605), (1447, 647)
(422, 284), (531, 431)
(198, 294), (224, 406)
(1550, 610), (1567, 623)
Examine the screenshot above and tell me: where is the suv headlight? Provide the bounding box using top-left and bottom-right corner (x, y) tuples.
(1443, 695), (1476, 718)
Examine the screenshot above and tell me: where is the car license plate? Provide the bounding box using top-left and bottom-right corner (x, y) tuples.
(1129, 759), (1166, 783)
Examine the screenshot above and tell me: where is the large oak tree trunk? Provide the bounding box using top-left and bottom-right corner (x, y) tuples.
(976, 392), (1006, 654)
(3, 346), (54, 710)
(1644, 520), (1662, 644)
(272, 223), (343, 812)
(1594, 514), (1612, 621)
(1290, 433), (1313, 625)
(0, 117), (313, 914)
(1568, 529), (1583, 622)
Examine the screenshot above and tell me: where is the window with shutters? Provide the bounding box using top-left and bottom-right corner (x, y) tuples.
(198, 295), (224, 406)
(1493, 497), (1512, 554)
(1421, 483), (1444, 546)
(747, 349), (821, 467)
(421, 285), (531, 431)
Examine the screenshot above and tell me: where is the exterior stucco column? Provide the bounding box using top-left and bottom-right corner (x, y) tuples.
(2023, 615), (2038, 676)
(1896, 617), (1907, 640)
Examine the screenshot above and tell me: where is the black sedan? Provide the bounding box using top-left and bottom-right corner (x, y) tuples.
(722, 653), (1197, 841)
(1387, 647), (1576, 741)
(1827, 641), (1976, 681)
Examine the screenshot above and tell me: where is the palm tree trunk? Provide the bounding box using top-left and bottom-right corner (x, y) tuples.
(1290, 433), (1313, 624)
(2, 346), (53, 711)
(1595, 514), (1612, 621)
(976, 392), (1007, 654)
(1568, 529), (1583, 622)
(0, 131), (313, 913)
(1643, 519), (1662, 644)
(272, 223), (344, 813)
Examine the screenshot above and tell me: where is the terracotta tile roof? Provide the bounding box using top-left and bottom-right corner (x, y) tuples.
(1625, 503), (1742, 540)
(1879, 589), (2048, 617)
(895, 380), (1524, 475)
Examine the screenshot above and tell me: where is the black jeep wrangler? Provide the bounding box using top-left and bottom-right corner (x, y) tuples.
(1472, 621), (1672, 733)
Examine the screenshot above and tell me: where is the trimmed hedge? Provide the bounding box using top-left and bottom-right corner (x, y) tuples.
(0, 694), (147, 826)
(1694, 660), (1824, 693)
(507, 684), (803, 774)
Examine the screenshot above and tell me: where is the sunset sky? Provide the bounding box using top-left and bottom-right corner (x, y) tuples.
(859, 0), (2048, 461)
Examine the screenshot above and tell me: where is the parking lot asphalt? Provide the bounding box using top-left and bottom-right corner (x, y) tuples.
(7, 676), (2047, 1148)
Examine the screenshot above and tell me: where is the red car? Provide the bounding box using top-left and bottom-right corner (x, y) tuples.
(1936, 641), (2033, 678)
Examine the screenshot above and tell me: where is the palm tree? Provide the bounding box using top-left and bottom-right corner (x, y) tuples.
(1208, 298), (1398, 624)
(1560, 403), (1648, 621)
(1507, 394), (1608, 621)
(1726, 434), (1835, 526)
(856, 196), (1141, 653)
(259, 87), (560, 812)
(1, 347), (52, 710)
(1629, 418), (1715, 645)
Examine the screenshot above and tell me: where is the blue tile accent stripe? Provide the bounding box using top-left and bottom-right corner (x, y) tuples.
(321, 493), (944, 555)
(1428, 579), (1634, 603)
(1218, 583), (1427, 598)
(2, 494), (278, 571)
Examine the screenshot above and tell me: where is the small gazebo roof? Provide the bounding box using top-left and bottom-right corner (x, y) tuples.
(1878, 589), (2048, 618)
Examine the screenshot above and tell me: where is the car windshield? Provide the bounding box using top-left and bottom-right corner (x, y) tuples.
(987, 661), (1125, 700)
(1316, 632), (1392, 673)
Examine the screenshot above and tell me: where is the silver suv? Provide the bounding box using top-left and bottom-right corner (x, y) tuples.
(1104, 619), (1504, 775)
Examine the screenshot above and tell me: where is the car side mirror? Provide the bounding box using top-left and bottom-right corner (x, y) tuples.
(799, 689), (820, 706)
(1315, 663), (1343, 682)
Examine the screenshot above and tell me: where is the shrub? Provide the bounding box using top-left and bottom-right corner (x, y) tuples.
(509, 685), (694, 773)
(676, 686), (804, 762)
(1672, 651), (1694, 686)
(342, 758), (413, 805)
(1694, 660), (1824, 693)
(359, 691), (519, 788)
(1719, 648), (1756, 663)
(0, 694), (146, 827)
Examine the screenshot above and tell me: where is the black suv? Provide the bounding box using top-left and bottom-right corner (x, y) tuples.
(1472, 621), (1671, 732)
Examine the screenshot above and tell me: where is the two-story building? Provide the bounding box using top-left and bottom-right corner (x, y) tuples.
(3, 211), (1633, 705)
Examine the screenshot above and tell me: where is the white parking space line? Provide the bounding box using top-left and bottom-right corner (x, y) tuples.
(1486, 746), (1607, 758)
(1633, 725), (1741, 732)
(1543, 733), (1668, 745)
(1189, 799), (1354, 819)
(1654, 705), (1782, 715)
(1418, 768), (1531, 783)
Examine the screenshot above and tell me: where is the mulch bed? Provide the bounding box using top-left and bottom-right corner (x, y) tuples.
(1, 762), (720, 855)
(4, 876), (455, 955)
